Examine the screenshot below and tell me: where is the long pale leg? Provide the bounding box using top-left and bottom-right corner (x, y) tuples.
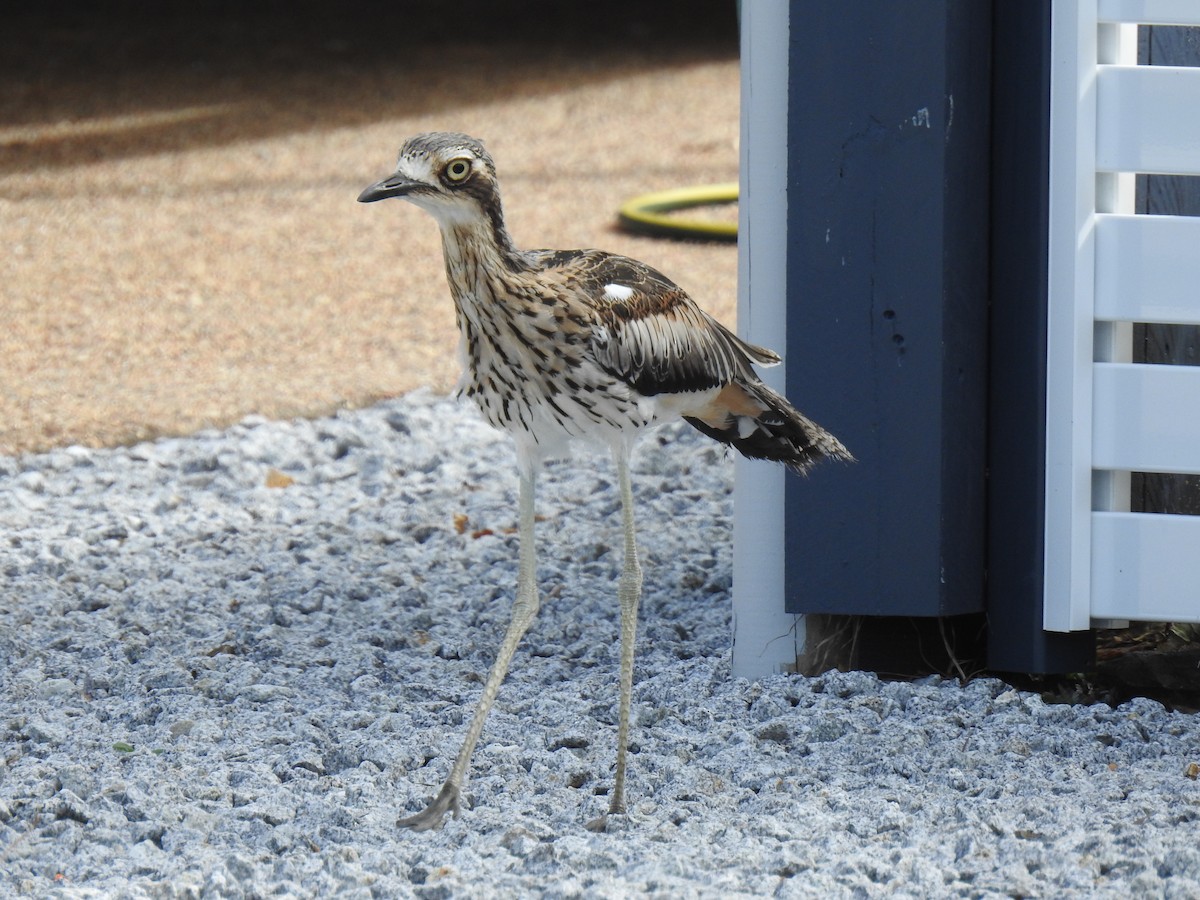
(398, 467), (541, 831)
(609, 449), (643, 815)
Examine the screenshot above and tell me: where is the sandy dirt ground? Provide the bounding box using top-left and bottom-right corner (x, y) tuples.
(0, 1), (740, 456)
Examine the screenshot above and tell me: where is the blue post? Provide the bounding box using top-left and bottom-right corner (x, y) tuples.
(986, 1), (1093, 672)
(782, 2), (991, 620)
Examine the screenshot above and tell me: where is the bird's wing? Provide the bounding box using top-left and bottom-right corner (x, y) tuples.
(535, 250), (779, 398)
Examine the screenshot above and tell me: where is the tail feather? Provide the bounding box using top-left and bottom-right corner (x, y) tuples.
(684, 379), (853, 475)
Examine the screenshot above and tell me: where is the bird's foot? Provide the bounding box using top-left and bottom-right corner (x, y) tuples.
(585, 811), (631, 833)
(398, 781), (461, 832)
(584, 795), (628, 833)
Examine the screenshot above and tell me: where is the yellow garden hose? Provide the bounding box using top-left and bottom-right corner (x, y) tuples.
(617, 182), (739, 242)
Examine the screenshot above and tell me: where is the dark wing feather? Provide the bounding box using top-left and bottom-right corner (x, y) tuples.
(532, 250), (778, 397)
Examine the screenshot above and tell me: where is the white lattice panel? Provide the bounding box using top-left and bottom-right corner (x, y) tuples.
(1046, 0), (1200, 630)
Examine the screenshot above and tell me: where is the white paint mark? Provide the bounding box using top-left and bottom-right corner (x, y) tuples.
(603, 283), (635, 302)
(912, 107), (931, 128)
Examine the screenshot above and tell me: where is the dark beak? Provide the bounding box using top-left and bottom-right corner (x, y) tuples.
(357, 174), (422, 203)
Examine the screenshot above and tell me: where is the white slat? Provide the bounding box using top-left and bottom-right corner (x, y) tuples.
(1094, 214), (1200, 325)
(1093, 363), (1200, 474)
(1092, 512), (1200, 623)
(1098, 0), (1200, 25)
(1096, 65), (1200, 176)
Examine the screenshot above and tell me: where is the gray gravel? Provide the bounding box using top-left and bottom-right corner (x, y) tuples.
(3, 391), (1200, 899)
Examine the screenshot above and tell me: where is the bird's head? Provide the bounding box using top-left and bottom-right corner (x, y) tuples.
(358, 132), (502, 230)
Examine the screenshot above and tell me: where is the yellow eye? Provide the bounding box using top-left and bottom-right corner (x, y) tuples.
(444, 158), (472, 183)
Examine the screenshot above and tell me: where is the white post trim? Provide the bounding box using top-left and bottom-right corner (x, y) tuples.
(1046, 2), (1143, 631)
(732, 0), (800, 679)
(1045, 0), (1100, 632)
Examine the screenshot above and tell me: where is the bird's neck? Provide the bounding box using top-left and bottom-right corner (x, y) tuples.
(436, 208), (529, 302)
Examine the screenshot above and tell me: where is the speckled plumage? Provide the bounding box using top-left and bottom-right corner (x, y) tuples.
(359, 132), (850, 831)
(362, 132), (851, 473)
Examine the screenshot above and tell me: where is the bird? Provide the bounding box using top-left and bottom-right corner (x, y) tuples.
(358, 132), (851, 831)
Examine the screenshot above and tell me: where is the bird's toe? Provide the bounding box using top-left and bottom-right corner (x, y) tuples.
(398, 781), (461, 832)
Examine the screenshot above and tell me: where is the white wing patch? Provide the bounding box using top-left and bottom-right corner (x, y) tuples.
(602, 283), (635, 302)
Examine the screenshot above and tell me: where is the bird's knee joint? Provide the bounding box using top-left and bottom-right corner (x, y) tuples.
(512, 592), (540, 621)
